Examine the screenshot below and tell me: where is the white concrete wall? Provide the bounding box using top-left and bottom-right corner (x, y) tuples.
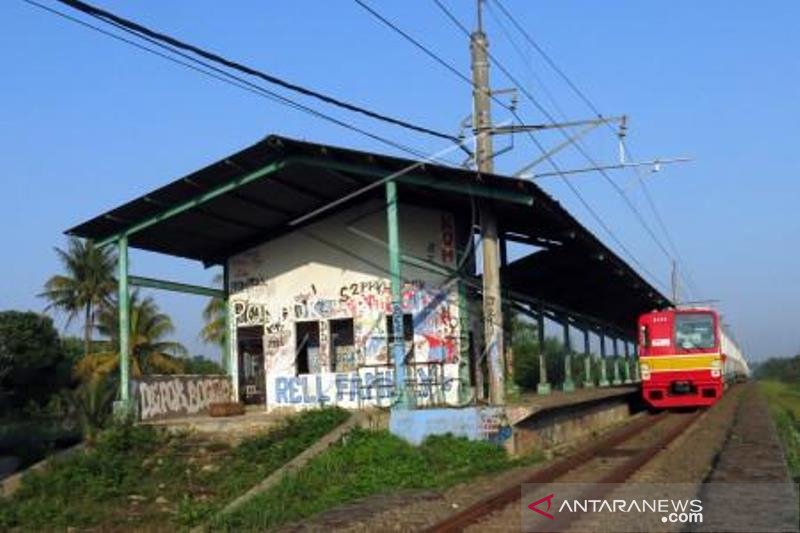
(227, 200), (467, 410)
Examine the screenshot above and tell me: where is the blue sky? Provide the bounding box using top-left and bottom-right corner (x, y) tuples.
(1, 1), (798, 361)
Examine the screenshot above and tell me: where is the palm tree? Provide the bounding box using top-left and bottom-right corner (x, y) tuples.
(40, 237), (117, 359)
(76, 291), (187, 380)
(201, 272), (226, 349)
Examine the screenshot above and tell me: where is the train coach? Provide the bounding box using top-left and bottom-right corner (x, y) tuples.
(638, 307), (749, 409)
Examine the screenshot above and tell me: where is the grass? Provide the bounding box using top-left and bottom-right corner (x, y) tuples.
(759, 380), (800, 481)
(0, 407), (350, 530)
(214, 428), (542, 531)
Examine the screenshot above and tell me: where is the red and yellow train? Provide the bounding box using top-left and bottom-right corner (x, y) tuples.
(638, 307), (749, 409)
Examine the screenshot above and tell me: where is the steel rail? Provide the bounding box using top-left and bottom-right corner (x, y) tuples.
(426, 410), (703, 532)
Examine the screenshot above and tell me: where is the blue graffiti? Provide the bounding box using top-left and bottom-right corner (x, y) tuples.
(275, 375), (332, 405)
(275, 371), (396, 405)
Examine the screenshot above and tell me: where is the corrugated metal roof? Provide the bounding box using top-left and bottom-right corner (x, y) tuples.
(67, 134), (668, 331)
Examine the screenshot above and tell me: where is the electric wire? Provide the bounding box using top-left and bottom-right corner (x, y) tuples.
(430, 0), (669, 290)
(51, 0), (465, 147)
(358, 0), (668, 291)
(22, 0), (459, 166)
(491, 0), (701, 299)
(436, 0), (675, 267)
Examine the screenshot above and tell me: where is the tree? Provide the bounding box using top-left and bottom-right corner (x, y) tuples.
(40, 237), (116, 360)
(510, 313), (582, 390)
(184, 355), (226, 375)
(0, 311), (71, 409)
(75, 291), (187, 380)
(201, 273), (226, 350)
(755, 354), (800, 383)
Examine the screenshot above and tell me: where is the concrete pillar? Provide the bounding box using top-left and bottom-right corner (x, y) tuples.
(598, 332), (610, 387)
(536, 308), (550, 395)
(623, 340), (632, 384)
(562, 319), (575, 392)
(582, 328), (594, 388)
(612, 337), (622, 385)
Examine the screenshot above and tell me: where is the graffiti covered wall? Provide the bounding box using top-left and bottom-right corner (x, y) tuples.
(135, 375), (232, 421)
(227, 201), (468, 409)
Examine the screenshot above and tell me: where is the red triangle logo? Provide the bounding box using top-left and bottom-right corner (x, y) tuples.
(528, 493), (555, 520)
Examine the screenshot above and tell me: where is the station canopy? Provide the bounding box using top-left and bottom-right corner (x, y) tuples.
(67, 135), (669, 334)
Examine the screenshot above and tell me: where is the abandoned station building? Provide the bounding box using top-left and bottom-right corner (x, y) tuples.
(67, 136), (668, 418)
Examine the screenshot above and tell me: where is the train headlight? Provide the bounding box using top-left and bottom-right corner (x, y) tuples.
(640, 363), (651, 381)
(710, 359), (721, 378)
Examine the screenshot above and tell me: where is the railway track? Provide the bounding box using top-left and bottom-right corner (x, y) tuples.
(426, 410), (704, 532)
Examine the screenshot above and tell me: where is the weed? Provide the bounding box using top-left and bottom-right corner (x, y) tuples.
(760, 380), (800, 481)
(0, 407), (349, 530)
(216, 429), (541, 531)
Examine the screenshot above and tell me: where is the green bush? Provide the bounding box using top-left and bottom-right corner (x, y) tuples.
(0, 408), (350, 530)
(216, 429), (540, 531)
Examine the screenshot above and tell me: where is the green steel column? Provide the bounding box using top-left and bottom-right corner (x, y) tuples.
(612, 337), (622, 385)
(623, 340), (632, 384)
(223, 264), (237, 402)
(562, 319), (575, 392)
(536, 306), (550, 395)
(598, 332), (610, 387)
(633, 342), (641, 382)
(582, 328), (594, 388)
(386, 180), (412, 409)
(456, 244), (472, 404)
(117, 236), (131, 416)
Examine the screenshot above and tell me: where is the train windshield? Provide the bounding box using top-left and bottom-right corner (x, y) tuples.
(675, 313), (716, 350)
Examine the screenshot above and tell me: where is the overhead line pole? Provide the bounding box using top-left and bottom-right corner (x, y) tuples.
(471, 0), (506, 405)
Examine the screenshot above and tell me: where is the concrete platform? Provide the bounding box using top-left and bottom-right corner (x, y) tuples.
(140, 406), (286, 441)
(504, 385), (639, 455)
(505, 385), (638, 426)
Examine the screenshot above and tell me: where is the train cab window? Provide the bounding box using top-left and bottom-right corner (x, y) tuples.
(639, 324), (650, 348)
(675, 313), (715, 350)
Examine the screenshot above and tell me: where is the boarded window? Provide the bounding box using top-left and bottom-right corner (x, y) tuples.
(295, 321), (320, 375)
(330, 318), (357, 372)
(386, 313), (414, 360)
(237, 326), (265, 404)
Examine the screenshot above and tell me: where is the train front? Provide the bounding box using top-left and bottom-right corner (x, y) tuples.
(638, 308), (724, 408)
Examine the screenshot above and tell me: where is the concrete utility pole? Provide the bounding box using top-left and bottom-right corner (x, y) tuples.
(471, 0), (505, 405)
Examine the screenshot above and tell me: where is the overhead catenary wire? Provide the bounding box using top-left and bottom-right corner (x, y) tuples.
(437, 1), (676, 265)
(428, 0), (669, 290)
(357, 0), (668, 291)
(435, 0), (691, 297)
(22, 0), (460, 166)
(51, 0), (467, 149)
(490, 0), (701, 299)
